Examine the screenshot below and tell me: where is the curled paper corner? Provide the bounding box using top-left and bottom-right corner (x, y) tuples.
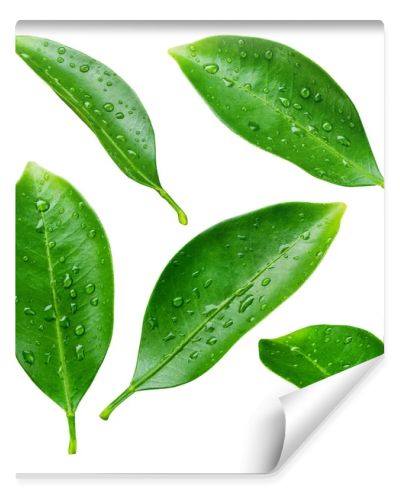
(245, 355), (383, 473)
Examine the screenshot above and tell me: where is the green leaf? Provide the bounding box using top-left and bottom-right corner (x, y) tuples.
(100, 201), (346, 419)
(169, 35), (383, 188)
(259, 324), (384, 388)
(16, 162), (114, 453)
(16, 35), (187, 225)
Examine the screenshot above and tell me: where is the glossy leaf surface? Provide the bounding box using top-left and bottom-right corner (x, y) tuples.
(169, 35), (383, 187)
(101, 202), (345, 419)
(259, 324), (384, 387)
(16, 162), (114, 453)
(16, 35), (187, 224)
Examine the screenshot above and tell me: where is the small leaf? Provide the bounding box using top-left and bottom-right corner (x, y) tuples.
(100, 202), (345, 419)
(259, 324), (384, 387)
(16, 162), (114, 453)
(16, 35), (187, 224)
(169, 35), (383, 188)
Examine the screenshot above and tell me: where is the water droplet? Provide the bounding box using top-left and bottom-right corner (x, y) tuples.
(115, 112), (125, 119)
(44, 304), (56, 322)
(279, 244), (290, 254)
(56, 56), (64, 63)
(172, 296), (184, 307)
(337, 135), (351, 147)
(301, 230), (311, 240)
(291, 125), (302, 136)
(261, 277), (271, 286)
(239, 295), (254, 313)
(204, 279), (213, 289)
(293, 103), (302, 110)
(300, 87), (310, 98)
(90, 297), (98, 306)
(70, 302), (77, 314)
(85, 283), (95, 295)
(57, 46), (66, 54)
(264, 50), (273, 60)
(236, 283), (254, 296)
(240, 51), (247, 58)
(322, 122), (332, 132)
(75, 324), (85, 336)
(238, 39), (245, 47)
(63, 273), (73, 288)
(44, 352), (52, 364)
(192, 287), (200, 298)
(324, 336), (331, 343)
(71, 264), (80, 274)
(314, 93), (323, 102)
(206, 337), (218, 345)
(35, 199), (49, 212)
(22, 350), (35, 365)
(24, 307), (36, 316)
(75, 344), (85, 360)
(248, 121), (260, 131)
(22, 255), (29, 262)
(59, 315), (70, 329)
(88, 229), (96, 238)
(279, 97), (290, 108)
(163, 332), (176, 342)
(223, 319), (233, 328)
(69, 289), (77, 299)
(243, 83), (252, 91)
(79, 64), (90, 73)
(344, 336), (353, 344)
(103, 102), (114, 112)
(222, 77), (234, 87)
(203, 63), (219, 74)
(189, 351), (199, 360)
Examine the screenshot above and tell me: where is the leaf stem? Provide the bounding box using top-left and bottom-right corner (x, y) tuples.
(157, 188), (188, 225)
(99, 385), (137, 420)
(67, 413), (77, 454)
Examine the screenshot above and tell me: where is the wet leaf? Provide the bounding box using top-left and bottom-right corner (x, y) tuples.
(16, 162), (114, 453)
(16, 35), (187, 224)
(100, 202), (345, 419)
(259, 324), (384, 387)
(169, 35), (383, 187)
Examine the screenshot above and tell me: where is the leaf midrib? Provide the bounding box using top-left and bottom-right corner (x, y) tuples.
(23, 54), (158, 190)
(35, 182), (74, 415)
(132, 233), (303, 390)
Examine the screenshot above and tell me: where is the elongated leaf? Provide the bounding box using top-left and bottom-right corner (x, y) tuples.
(259, 325), (384, 387)
(16, 162), (114, 453)
(100, 202), (345, 419)
(16, 35), (187, 224)
(169, 35), (383, 187)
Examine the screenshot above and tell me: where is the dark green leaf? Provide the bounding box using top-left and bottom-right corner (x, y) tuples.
(100, 202), (345, 419)
(16, 162), (114, 453)
(169, 35), (383, 187)
(259, 324), (384, 387)
(16, 35), (187, 224)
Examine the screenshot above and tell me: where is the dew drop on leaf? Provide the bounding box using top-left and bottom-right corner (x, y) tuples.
(35, 199), (50, 212)
(203, 63), (219, 74)
(74, 324), (85, 336)
(22, 350), (35, 365)
(172, 296), (184, 307)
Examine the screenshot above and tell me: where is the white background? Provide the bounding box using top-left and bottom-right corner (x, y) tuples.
(1, 1), (398, 498)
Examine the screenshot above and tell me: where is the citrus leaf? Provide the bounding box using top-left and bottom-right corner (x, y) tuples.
(169, 35), (383, 187)
(100, 201), (345, 419)
(16, 162), (114, 453)
(16, 35), (187, 224)
(259, 324), (384, 387)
